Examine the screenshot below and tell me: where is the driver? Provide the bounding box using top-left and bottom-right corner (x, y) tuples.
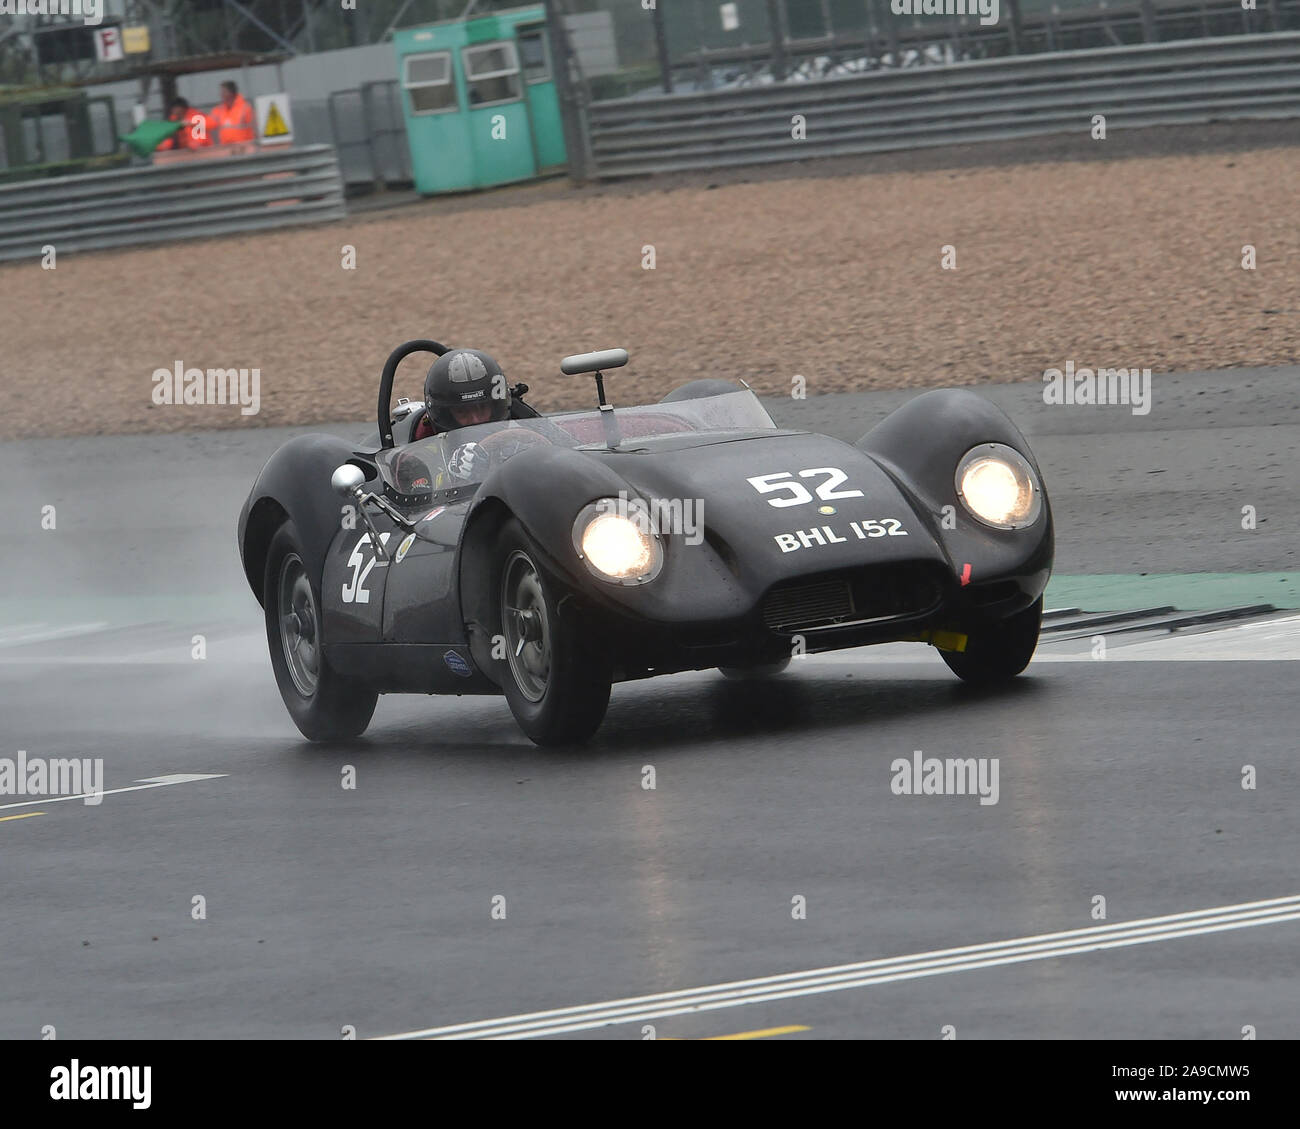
(422, 349), (510, 434)
(395, 349), (536, 494)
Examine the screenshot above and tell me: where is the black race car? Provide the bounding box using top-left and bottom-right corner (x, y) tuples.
(238, 339), (1053, 745)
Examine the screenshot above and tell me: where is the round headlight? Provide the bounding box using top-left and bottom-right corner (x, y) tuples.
(955, 444), (1042, 530)
(573, 502), (663, 584)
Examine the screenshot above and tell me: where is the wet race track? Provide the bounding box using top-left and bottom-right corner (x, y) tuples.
(2, 368), (1297, 1040)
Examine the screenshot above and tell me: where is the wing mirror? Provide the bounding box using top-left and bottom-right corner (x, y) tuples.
(331, 464), (366, 498)
(330, 462), (411, 560)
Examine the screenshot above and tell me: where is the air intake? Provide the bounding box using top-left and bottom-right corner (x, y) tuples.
(762, 579), (855, 632)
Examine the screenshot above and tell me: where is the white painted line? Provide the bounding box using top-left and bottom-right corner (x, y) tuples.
(135, 774), (228, 785)
(0, 773), (227, 813)
(381, 894), (1300, 1040)
(0, 631), (267, 667)
(0, 622), (109, 648)
(0, 623), (44, 638)
(1040, 614), (1300, 661)
(1225, 613), (1300, 630)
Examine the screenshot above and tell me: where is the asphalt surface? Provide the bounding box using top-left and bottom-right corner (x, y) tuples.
(2, 368), (1298, 1039)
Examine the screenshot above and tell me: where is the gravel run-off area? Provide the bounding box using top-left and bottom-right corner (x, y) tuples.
(2, 123), (1297, 440)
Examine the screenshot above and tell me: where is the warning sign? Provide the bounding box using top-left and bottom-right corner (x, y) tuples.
(255, 93), (294, 147)
(264, 104), (290, 138)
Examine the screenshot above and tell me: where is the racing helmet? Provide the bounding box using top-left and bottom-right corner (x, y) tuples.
(423, 349), (510, 432)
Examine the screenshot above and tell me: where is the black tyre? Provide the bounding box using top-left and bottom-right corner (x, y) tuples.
(940, 597), (1043, 685)
(718, 658), (791, 679)
(493, 518), (611, 746)
(264, 522), (378, 741)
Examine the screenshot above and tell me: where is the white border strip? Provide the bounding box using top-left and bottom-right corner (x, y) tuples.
(0, 773), (226, 813)
(381, 894), (1300, 1039)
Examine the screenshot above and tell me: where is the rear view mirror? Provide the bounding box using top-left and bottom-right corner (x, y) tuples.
(561, 348), (628, 376)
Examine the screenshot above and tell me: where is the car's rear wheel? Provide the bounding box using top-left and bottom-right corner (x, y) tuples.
(264, 523), (378, 741)
(940, 597), (1042, 685)
(494, 518), (611, 746)
(718, 658), (791, 679)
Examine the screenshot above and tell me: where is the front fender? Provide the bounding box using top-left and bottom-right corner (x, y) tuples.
(458, 445), (635, 676)
(858, 388), (1053, 601)
(459, 443), (750, 646)
(466, 445), (631, 586)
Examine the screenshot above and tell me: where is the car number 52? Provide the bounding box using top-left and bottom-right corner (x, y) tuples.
(342, 532), (390, 604)
(747, 467), (865, 508)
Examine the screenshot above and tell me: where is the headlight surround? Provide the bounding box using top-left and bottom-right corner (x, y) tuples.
(572, 499), (664, 585)
(955, 443), (1042, 530)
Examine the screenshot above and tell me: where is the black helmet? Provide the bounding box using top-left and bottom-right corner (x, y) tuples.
(423, 348), (509, 432)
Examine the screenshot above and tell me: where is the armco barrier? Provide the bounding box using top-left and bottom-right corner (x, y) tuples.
(589, 32), (1300, 178)
(0, 144), (347, 263)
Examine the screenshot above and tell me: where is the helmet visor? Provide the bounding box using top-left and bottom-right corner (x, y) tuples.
(448, 401), (496, 427)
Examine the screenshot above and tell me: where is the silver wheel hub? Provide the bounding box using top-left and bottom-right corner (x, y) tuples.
(278, 554), (320, 697)
(502, 551), (551, 703)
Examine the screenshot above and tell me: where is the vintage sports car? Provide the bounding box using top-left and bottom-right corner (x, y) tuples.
(238, 339), (1053, 745)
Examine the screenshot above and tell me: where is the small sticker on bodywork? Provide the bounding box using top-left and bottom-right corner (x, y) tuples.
(443, 650), (472, 677)
(395, 533), (417, 563)
(422, 506), (447, 523)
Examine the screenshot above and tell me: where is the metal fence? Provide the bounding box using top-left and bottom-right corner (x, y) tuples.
(327, 81), (412, 191)
(588, 31), (1300, 178)
(583, 0), (1300, 99)
(0, 144), (347, 263)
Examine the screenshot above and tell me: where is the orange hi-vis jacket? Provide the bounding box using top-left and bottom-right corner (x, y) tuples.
(209, 94), (255, 144)
(160, 108), (213, 150)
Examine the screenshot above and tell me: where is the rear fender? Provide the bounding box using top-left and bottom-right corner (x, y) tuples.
(238, 434), (365, 604)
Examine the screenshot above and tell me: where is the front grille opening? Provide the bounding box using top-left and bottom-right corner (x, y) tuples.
(967, 580), (1019, 606)
(762, 578), (854, 631)
(762, 565), (944, 633)
(858, 567), (944, 621)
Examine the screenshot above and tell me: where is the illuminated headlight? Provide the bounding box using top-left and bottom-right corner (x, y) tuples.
(572, 501), (664, 584)
(955, 444), (1042, 530)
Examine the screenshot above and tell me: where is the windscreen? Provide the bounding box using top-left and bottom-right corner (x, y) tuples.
(377, 389), (775, 495)
(550, 388), (775, 446)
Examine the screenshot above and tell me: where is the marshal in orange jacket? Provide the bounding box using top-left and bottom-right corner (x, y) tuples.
(159, 107), (213, 150)
(209, 89), (255, 145)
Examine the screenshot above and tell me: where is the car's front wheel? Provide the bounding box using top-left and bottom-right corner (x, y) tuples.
(264, 523), (378, 741)
(940, 597), (1042, 685)
(494, 518), (611, 746)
